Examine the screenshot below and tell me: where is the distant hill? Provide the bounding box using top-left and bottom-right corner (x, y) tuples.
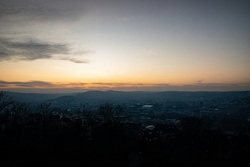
(6, 90), (250, 105)
(7, 92), (67, 103)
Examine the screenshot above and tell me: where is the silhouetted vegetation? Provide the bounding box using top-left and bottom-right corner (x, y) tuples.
(0, 91), (249, 166)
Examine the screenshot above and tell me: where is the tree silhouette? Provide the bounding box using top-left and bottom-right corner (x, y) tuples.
(0, 91), (13, 134)
(99, 103), (124, 125)
(99, 102), (115, 123)
(8, 101), (29, 127)
(38, 102), (53, 116)
(113, 104), (125, 124)
(0, 91), (13, 113)
(76, 105), (93, 118)
(37, 102), (54, 128)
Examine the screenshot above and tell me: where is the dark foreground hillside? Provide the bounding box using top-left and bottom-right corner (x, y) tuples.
(0, 91), (250, 166)
(0, 114), (249, 167)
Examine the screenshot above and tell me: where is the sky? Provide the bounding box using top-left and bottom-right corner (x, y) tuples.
(0, 0), (250, 92)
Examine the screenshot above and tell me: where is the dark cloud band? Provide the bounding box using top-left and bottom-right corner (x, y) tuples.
(1, 80), (250, 91)
(0, 38), (88, 63)
(0, 80), (55, 88)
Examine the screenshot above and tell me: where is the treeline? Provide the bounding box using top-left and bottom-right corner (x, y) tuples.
(0, 91), (249, 166)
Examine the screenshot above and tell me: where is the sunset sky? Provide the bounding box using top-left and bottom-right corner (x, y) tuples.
(0, 0), (250, 92)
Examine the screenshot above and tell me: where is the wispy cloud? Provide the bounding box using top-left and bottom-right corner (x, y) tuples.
(196, 79), (205, 84)
(59, 57), (89, 64)
(1, 80), (250, 92)
(0, 80), (55, 88)
(0, 38), (89, 63)
(0, 38), (68, 60)
(0, 80), (88, 89)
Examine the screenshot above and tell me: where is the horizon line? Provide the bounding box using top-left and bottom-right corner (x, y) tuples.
(2, 89), (250, 94)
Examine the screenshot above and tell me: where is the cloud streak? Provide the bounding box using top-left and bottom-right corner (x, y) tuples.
(0, 38), (68, 60)
(0, 81), (55, 88)
(1, 80), (250, 92)
(0, 38), (89, 63)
